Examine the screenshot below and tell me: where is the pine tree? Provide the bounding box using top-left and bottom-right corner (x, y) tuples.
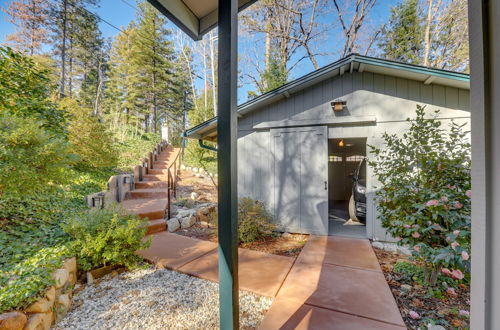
(2, 0), (50, 56)
(104, 1), (188, 134)
(378, 0), (423, 65)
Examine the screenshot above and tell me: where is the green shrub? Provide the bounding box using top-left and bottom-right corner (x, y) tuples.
(238, 198), (276, 244)
(0, 112), (74, 199)
(61, 98), (118, 169)
(113, 129), (160, 171)
(369, 105), (471, 286)
(212, 198), (276, 244)
(63, 208), (151, 271)
(0, 46), (67, 135)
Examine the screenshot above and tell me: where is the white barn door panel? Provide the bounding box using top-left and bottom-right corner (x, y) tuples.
(272, 126), (328, 235)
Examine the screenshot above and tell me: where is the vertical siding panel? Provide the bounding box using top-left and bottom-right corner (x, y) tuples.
(408, 80), (421, 102)
(458, 89), (470, 110)
(384, 76), (397, 97)
(353, 71), (363, 91)
(268, 102), (280, 121)
(332, 75), (342, 99)
(303, 86), (314, 118)
(322, 78), (333, 114)
(342, 73), (353, 95)
(445, 87), (459, 109)
(293, 90), (304, 118)
(373, 73), (384, 94)
(362, 72), (374, 92)
(312, 83), (323, 118)
(432, 85), (446, 107)
(396, 78), (409, 99)
(421, 84), (433, 104)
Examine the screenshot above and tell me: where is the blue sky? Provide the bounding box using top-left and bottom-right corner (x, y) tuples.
(0, 0), (398, 103)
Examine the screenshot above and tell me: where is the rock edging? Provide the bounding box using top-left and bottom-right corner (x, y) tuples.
(0, 257), (77, 330)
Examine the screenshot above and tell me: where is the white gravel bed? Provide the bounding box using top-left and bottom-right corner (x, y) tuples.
(54, 268), (272, 330)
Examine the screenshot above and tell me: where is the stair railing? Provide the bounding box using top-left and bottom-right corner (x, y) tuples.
(166, 147), (182, 219)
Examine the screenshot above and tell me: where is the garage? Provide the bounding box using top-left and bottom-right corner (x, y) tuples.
(184, 54), (470, 240)
(328, 138), (367, 238)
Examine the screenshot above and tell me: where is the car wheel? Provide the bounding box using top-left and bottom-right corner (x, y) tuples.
(348, 195), (360, 222)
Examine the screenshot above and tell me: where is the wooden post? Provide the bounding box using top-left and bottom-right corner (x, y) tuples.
(217, 0), (239, 328)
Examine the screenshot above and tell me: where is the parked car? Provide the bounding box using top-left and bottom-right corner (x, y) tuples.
(349, 157), (366, 223)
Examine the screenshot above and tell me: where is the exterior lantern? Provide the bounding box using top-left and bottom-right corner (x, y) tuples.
(146, 0), (258, 329)
(331, 99), (347, 112)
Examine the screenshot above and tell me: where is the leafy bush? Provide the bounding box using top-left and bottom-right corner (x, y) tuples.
(183, 139), (217, 175)
(369, 105), (471, 286)
(64, 208), (151, 271)
(61, 98), (118, 169)
(211, 198), (276, 244)
(0, 112), (74, 200)
(238, 198), (277, 243)
(0, 46), (67, 135)
(113, 130), (160, 171)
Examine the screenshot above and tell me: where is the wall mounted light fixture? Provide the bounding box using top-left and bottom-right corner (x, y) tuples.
(331, 99), (347, 112)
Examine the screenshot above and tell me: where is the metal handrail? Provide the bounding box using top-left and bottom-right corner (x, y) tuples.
(164, 147), (182, 219)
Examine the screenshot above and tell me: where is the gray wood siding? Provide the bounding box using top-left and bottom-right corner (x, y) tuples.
(237, 70), (470, 240)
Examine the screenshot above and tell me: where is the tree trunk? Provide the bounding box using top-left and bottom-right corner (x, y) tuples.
(210, 30), (217, 116)
(423, 0), (433, 67)
(60, 0), (68, 96)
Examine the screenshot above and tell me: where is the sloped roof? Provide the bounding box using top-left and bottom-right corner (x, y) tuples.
(185, 54), (470, 141)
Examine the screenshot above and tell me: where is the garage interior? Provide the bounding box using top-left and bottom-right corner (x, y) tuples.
(328, 138), (367, 238)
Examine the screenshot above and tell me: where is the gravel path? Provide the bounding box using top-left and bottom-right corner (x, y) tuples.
(55, 268), (272, 330)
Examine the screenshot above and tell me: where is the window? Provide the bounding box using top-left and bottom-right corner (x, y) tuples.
(329, 155), (343, 162)
(346, 155), (364, 162)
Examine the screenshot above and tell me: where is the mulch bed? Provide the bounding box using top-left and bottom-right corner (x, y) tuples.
(175, 223), (308, 258)
(373, 248), (470, 329)
(173, 169), (309, 258)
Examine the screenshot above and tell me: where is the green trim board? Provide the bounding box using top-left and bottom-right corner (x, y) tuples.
(184, 54), (470, 141)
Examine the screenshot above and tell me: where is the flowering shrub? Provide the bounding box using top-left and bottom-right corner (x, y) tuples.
(369, 105), (471, 286)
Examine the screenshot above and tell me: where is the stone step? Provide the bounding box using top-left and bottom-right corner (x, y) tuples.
(122, 198), (168, 220)
(145, 219), (167, 235)
(126, 188), (169, 199)
(135, 181), (169, 189)
(143, 174), (169, 182)
(148, 168), (171, 175)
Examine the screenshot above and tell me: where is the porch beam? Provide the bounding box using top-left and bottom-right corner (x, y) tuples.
(217, 0), (239, 329)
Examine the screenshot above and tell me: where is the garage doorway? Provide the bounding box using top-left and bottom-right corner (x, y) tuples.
(328, 138), (367, 238)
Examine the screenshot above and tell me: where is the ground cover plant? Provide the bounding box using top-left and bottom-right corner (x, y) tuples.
(375, 248), (470, 329)
(0, 47), (160, 313)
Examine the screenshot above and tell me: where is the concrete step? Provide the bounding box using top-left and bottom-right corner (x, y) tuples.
(135, 181), (168, 189)
(143, 174), (169, 182)
(127, 188), (169, 199)
(149, 168), (170, 175)
(122, 198), (168, 220)
(145, 219), (167, 235)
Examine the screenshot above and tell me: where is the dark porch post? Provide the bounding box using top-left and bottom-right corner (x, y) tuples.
(217, 0), (239, 329)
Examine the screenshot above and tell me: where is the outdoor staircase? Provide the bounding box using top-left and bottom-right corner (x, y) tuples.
(122, 146), (181, 235)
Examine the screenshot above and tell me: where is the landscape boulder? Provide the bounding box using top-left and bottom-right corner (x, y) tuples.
(181, 215), (196, 229)
(167, 218), (180, 232)
(25, 287), (55, 313)
(0, 311), (27, 330)
(24, 312), (53, 330)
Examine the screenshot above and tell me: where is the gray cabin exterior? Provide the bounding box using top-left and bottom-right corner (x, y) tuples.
(185, 55), (470, 241)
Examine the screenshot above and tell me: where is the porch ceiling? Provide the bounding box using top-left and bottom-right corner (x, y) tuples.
(147, 0), (257, 40)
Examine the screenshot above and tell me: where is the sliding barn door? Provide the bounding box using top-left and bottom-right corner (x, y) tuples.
(272, 126), (328, 235)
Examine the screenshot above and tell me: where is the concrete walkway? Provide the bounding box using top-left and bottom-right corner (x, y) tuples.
(259, 235), (406, 329)
(137, 232), (295, 297)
